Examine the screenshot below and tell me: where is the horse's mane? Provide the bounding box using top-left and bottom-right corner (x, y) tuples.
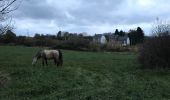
(48, 46), (58, 50)
(34, 49), (43, 57)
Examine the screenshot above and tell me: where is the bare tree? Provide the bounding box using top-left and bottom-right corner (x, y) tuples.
(0, 0), (21, 34)
(152, 18), (170, 37)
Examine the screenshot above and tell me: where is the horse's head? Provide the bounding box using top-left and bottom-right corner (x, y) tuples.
(32, 57), (37, 65)
(32, 50), (42, 65)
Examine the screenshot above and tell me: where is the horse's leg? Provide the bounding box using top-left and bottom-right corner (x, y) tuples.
(54, 58), (57, 65)
(57, 58), (62, 67)
(57, 59), (59, 66)
(55, 58), (59, 66)
(45, 59), (48, 66)
(54, 57), (59, 66)
(42, 59), (44, 66)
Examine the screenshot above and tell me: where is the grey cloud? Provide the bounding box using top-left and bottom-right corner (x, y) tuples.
(12, 0), (170, 35)
(14, 0), (66, 20)
(15, 0), (124, 24)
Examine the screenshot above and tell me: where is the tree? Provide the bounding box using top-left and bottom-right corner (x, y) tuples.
(34, 33), (41, 39)
(119, 30), (125, 36)
(114, 29), (119, 35)
(152, 19), (170, 37)
(0, 0), (20, 34)
(137, 27), (144, 43)
(128, 27), (145, 45)
(16, 35), (26, 45)
(3, 30), (16, 43)
(139, 21), (170, 69)
(63, 32), (69, 40)
(128, 30), (137, 45)
(57, 31), (62, 40)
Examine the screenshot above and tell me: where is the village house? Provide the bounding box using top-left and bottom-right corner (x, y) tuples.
(109, 34), (130, 46)
(93, 34), (130, 46)
(93, 34), (107, 44)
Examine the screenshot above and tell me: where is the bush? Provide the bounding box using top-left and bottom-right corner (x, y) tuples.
(128, 45), (139, 53)
(88, 42), (102, 52)
(105, 42), (130, 52)
(105, 42), (121, 52)
(139, 36), (170, 69)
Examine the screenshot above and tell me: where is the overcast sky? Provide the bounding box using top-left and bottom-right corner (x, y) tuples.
(12, 0), (170, 36)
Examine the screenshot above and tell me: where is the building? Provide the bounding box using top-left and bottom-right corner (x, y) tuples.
(93, 34), (107, 44)
(109, 34), (130, 46)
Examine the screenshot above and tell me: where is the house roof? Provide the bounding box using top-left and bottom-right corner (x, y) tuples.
(93, 34), (103, 39)
(118, 36), (128, 41)
(109, 34), (129, 41)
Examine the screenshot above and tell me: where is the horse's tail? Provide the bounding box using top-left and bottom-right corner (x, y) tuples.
(58, 49), (63, 66)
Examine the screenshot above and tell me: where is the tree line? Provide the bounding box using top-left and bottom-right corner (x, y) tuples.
(0, 27), (144, 51)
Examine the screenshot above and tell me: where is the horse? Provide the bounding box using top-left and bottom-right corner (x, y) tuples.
(32, 49), (63, 66)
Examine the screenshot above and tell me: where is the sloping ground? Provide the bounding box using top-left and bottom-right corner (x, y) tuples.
(0, 46), (170, 100)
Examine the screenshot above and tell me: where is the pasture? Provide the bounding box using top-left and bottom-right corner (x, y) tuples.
(0, 46), (170, 100)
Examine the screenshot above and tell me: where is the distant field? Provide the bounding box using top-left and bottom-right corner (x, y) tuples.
(0, 46), (170, 100)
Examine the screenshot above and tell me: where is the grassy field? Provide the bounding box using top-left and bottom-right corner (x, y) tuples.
(0, 46), (170, 100)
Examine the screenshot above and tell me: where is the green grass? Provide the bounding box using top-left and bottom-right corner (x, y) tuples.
(0, 46), (170, 100)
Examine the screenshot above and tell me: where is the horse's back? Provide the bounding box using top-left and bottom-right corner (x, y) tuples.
(44, 49), (58, 54)
(43, 49), (59, 59)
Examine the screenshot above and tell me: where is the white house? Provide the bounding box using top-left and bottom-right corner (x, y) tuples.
(123, 37), (130, 46)
(93, 34), (107, 44)
(109, 35), (130, 46)
(100, 35), (107, 44)
(93, 34), (130, 46)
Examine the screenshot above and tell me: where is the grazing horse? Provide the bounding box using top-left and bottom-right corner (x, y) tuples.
(32, 49), (63, 66)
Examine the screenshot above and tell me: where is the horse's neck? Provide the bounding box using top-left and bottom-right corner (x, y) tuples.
(36, 50), (43, 59)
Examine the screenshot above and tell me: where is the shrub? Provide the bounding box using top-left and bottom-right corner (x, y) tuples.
(89, 42), (101, 52)
(105, 42), (130, 52)
(128, 45), (139, 53)
(105, 42), (121, 52)
(139, 36), (170, 69)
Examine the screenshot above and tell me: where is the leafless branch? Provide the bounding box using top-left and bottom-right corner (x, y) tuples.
(0, 0), (21, 34)
(152, 18), (170, 37)
(0, 0), (17, 14)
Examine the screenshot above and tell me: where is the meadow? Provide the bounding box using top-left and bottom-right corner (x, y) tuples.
(0, 46), (170, 100)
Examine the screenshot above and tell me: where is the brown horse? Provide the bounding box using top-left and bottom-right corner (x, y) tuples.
(32, 49), (63, 66)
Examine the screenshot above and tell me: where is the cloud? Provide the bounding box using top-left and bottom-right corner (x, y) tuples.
(12, 0), (170, 36)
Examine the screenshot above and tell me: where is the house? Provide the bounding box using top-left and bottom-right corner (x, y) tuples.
(117, 35), (130, 46)
(93, 34), (107, 44)
(109, 34), (130, 46)
(93, 34), (130, 46)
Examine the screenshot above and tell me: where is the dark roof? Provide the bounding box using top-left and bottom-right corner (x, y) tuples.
(93, 34), (103, 39)
(118, 36), (128, 41)
(109, 34), (129, 42)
